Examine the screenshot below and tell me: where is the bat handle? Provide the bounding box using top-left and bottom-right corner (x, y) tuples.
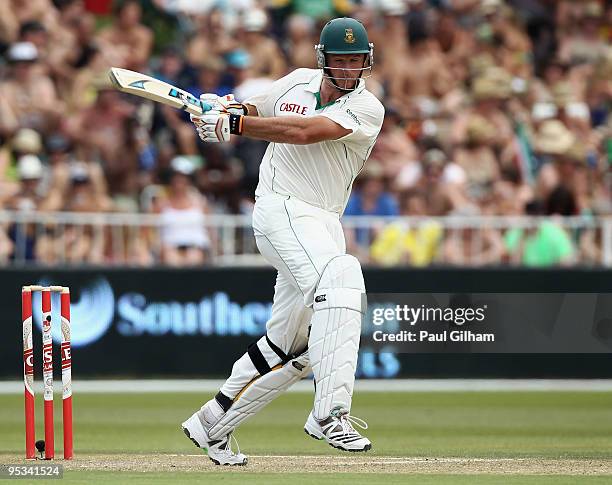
(201, 101), (213, 113)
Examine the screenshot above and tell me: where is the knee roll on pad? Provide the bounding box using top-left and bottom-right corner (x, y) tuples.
(309, 255), (365, 420)
(316, 254), (365, 297)
(207, 351), (311, 440)
(219, 333), (293, 401)
(313, 254), (365, 311)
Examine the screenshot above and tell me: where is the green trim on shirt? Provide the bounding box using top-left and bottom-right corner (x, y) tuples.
(314, 91), (336, 110)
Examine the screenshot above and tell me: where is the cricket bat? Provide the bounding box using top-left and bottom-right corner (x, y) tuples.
(108, 67), (212, 115)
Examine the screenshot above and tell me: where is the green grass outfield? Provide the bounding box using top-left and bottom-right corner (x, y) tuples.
(1, 391), (612, 483)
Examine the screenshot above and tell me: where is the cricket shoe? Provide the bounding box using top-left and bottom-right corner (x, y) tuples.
(181, 412), (248, 466)
(304, 408), (372, 452)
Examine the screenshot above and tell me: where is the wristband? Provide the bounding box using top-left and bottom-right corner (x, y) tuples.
(229, 114), (244, 135)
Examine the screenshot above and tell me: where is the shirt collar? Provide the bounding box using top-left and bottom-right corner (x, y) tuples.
(305, 70), (323, 93)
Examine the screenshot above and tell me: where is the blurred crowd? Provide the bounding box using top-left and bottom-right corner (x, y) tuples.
(0, 0), (611, 266)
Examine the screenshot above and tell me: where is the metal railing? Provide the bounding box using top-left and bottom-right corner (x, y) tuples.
(1, 210), (611, 267)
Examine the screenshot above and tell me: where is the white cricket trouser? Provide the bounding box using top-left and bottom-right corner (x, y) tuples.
(220, 193), (346, 398)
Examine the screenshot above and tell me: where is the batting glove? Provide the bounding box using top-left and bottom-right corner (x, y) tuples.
(199, 93), (247, 116)
(191, 93), (247, 142)
(191, 110), (231, 143)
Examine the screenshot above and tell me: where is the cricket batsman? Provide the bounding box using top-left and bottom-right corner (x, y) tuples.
(182, 17), (384, 466)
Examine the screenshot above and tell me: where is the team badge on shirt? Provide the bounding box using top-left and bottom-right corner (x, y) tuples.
(345, 28), (355, 44)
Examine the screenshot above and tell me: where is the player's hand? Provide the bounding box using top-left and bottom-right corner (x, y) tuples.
(200, 93), (247, 115)
(191, 110), (230, 143)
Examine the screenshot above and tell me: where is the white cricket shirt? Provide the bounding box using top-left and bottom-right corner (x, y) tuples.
(245, 68), (385, 214)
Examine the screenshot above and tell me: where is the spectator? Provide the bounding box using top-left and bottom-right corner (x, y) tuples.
(579, 221), (603, 266)
(504, 188), (577, 267)
(39, 133), (73, 206)
(533, 119), (575, 200)
(196, 148), (244, 214)
(5, 154), (46, 262)
(62, 162), (112, 213)
(490, 168), (534, 217)
(390, 29), (454, 119)
(433, 8), (475, 85)
(68, 47), (111, 112)
(18, 21), (49, 70)
(154, 45), (190, 87)
(416, 149), (471, 216)
(1, 129), (44, 205)
(96, 0), (153, 70)
(156, 157), (212, 266)
(0, 222), (14, 263)
(370, 190), (443, 267)
(11, 128), (43, 158)
(284, 15), (318, 69)
(558, 1), (609, 66)
(453, 114), (500, 201)
(37, 158), (112, 266)
(66, 75), (137, 188)
(34, 158), (114, 262)
(188, 58), (233, 98)
(441, 206), (506, 266)
(51, 2), (103, 98)
(5, 154), (45, 212)
(186, 9), (237, 68)
(0, 0), (54, 45)
(344, 162), (399, 259)
(230, 50), (275, 103)
(240, 9), (287, 80)
(373, 106), (419, 181)
(345, 162), (399, 218)
(374, 0), (409, 82)
(452, 69), (515, 151)
(0, 42), (63, 133)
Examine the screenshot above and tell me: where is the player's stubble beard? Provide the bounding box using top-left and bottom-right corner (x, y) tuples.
(325, 70), (359, 93)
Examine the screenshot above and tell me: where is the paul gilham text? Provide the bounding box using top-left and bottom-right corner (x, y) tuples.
(373, 330), (495, 343)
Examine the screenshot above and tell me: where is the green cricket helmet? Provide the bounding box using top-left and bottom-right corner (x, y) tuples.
(315, 17), (374, 90)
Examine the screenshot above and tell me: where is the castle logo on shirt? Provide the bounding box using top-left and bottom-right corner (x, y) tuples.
(280, 103), (308, 115)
